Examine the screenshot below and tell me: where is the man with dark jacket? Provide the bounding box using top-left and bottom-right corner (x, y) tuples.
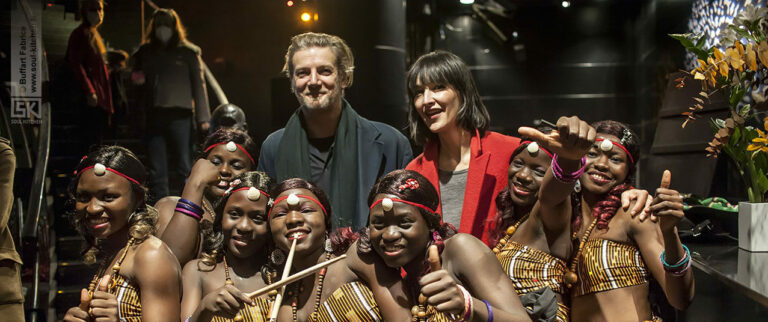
(258, 32), (412, 229)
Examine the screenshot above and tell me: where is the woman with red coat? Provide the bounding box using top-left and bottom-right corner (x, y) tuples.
(404, 51), (519, 245)
(66, 0), (112, 153)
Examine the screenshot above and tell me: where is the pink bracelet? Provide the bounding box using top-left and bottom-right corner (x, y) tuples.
(457, 284), (473, 321)
(551, 154), (587, 183)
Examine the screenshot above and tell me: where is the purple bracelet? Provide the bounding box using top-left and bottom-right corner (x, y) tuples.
(178, 198), (203, 212)
(551, 154), (586, 183)
(175, 206), (202, 220)
(481, 300), (493, 322)
(175, 202), (201, 214)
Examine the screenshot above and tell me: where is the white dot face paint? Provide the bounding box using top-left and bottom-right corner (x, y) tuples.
(527, 142), (540, 154)
(600, 140), (614, 152)
(247, 187), (261, 201)
(381, 198), (394, 211)
(93, 163), (106, 176)
(287, 193), (300, 206)
(226, 141), (238, 152)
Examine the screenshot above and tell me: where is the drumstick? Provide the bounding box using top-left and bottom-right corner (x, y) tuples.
(246, 255), (347, 299)
(268, 237), (298, 321)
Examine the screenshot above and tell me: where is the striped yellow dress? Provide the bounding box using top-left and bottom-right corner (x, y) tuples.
(497, 241), (569, 322)
(573, 239), (649, 296)
(210, 298), (271, 322)
(314, 281), (381, 322)
(110, 274), (143, 321)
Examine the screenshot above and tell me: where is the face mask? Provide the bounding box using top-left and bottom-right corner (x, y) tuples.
(86, 12), (101, 26)
(155, 26), (173, 44)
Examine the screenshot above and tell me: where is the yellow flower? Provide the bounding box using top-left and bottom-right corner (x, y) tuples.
(746, 43), (758, 71)
(748, 128), (768, 157)
(736, 41), (744, 57)
(726, 47), (744, 71)
(758, 41), (768, 68)
(714, 47), (725, 60)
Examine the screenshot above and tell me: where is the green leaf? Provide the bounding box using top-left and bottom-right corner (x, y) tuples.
(715, 119), (726, 127)
(695, 34), (707, 48)
(669, 33), (696, 50)
(689, 47), (710, 60)
(729, 25), (754, 40)
(731, 87), (746, 107)
(753, 168), (768, 202)
(740, 104), (752, 116)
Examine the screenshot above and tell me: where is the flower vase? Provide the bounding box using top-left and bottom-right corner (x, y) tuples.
(738, 202), (768, 252)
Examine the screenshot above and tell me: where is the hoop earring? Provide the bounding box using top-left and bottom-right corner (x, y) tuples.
(127, 210), (138, 224)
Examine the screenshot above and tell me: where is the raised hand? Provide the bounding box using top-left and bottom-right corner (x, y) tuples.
(199, 284), (255, 319)
(419, 245), (466, 315)
(187, 158), (221, 191)
(62, 288), (91, 322)
(650, 170), (685, 234)
(518, 116), (596, 161)
(90, 274), (119, 322)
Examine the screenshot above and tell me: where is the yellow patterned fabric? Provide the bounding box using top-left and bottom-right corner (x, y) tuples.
(424, 305), (454, 322)
(110, 274), (142, 321)
(556, 301), (569, 322)
(573, 239), (649, 296)
(210, 297), (271, 322)
(314, 281), (381, 322)
(496, 241), (568, 296)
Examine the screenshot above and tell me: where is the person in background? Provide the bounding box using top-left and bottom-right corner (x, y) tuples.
(0, 137), (23, 321)
(258, 32), (412, 229)
(132, 8), (211, 199)
(106, 49), (130, 137)
(209, 103), (248, 133)
(66, 0), (112, 154)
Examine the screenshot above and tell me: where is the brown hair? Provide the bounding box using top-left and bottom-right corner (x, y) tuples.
(282, 32), (355, 88)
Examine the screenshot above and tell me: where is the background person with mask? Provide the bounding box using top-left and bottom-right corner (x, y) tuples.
(66, 0), (113, 155)
(132, 8), (211, 201)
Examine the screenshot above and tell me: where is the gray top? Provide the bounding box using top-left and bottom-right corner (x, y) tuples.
(438, 168), (469, 230)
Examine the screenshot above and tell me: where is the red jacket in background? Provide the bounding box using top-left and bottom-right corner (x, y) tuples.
(406, 131), (520, 246)
(67, 24), (113, 114)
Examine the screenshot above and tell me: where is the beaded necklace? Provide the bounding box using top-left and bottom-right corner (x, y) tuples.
(202, 199), (215, 220)
(223, 255), (276, 322)
(491, 213), (531, 254)
(565, 217), (598, 287)
(288, 252), (331, 321)
(88, 237), (136, 296)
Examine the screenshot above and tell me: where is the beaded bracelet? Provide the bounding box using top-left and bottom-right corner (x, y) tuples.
(481, 300), (493, 322)
(457, 284), (473, 321)
(178, 198), (203, 212)
(551, 154), (587, 183)
(661, 244), (690, 269)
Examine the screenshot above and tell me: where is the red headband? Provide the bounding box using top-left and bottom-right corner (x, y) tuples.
(204, 142), (256, 166)
(595, 138), (635, 164)
(520, 141), (554, 159)
(268, 194), (327, 219)
(369, 198), (438, 217)
(228, 187), (271, 198)
(77, 165), (142, 186)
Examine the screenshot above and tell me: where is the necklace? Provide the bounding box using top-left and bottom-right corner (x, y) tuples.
(88, 237), (136, 296)
(223, 255), (276, 322)
(202, 199), (215, 220)
(492, 213), (531, 254)
(565, 217), (598, 287)
(289, 252), (331, 322)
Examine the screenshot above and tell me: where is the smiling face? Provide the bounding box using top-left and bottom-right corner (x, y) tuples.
(580, 134), (630, 195)
(204, 144), (252, 200)
(368, 193), (431, 268)
(75, 170), (139, 239)
(221, 190), (270, 258)
(508, 149), (551, 207)
(269, 188), (327, 256)
(412, 79), (461, 135)
(291, 47), (345, 112)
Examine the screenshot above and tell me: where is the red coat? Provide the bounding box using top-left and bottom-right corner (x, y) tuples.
(67, 24), (113, 114)
(406, 131), (520, 245)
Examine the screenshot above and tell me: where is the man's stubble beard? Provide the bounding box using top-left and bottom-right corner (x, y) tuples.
(294, 81), (345, 112)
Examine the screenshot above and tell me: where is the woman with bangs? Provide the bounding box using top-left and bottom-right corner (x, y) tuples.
(267, 178), (382, 321)
(404, 51), (521, 245)
(181, 171), (276, 322)
(63, 146), (180, 322)
(159, 128), (259, 266)
(524, 120), (694, 321)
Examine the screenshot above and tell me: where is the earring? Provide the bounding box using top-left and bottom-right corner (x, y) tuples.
(270, 248), (285, 266)
(324, 237), (333, 253)
(127, 210), (138, 223)
(574, 180), (581, 193)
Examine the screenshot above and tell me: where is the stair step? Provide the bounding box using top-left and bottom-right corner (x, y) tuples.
(55, 260), (96, 287)
(56, 236), (84, 262)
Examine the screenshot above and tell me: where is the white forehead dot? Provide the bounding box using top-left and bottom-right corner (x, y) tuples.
(600, 140), (614, 152)
(93, 163), (106, 176)
(527, 142), (540, 154)
(382, 198), (394, 211)
(247, 187), (261, 201)
(287, 194), (300, 206)
(226, 141), (238, 152)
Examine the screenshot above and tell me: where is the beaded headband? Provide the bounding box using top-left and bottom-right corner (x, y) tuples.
(520, 141), (553, 159)
(595, 138), (635, 164)
(204, 141), (256, 166)
(76, 163), (143, 186)
(369, 197), (438, 217)
(267, 193), (328, 219)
